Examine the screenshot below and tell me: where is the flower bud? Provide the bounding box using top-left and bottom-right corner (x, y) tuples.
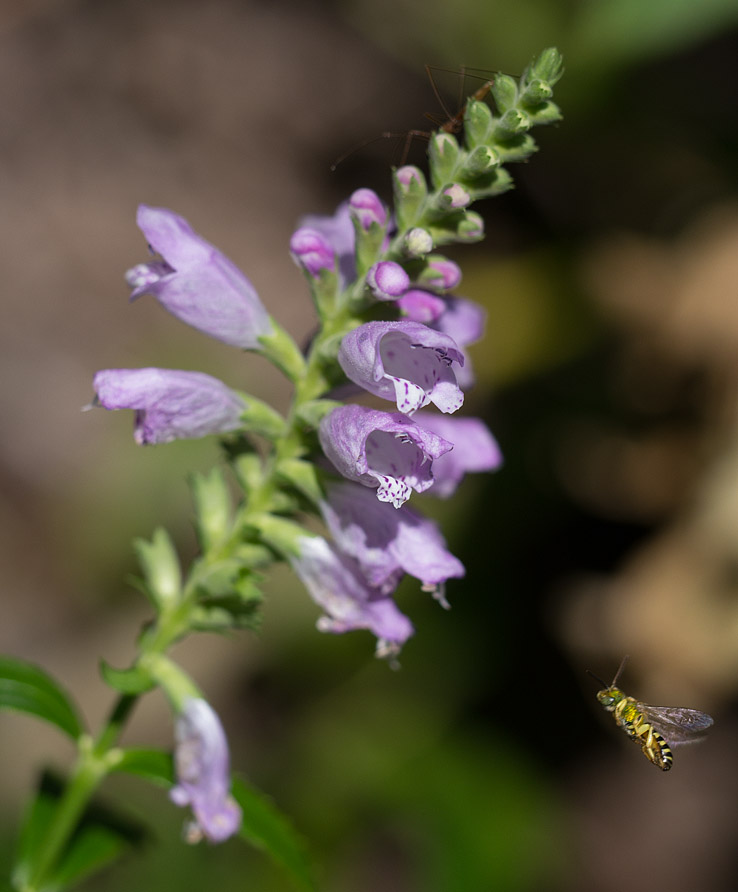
(403, 227), (433, 258)
(349, 188), (387, 231)
(289, 227), (335, 277)
(367, 261), (410, 300)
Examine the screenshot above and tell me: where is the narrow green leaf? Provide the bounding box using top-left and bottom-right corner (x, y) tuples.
(13, 771), (147, 892)
(232, 776), (317, 891)
(0, 656), (83, 740)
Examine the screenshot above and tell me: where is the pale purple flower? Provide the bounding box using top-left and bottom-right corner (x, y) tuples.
(321, 481), (465, 596)
(397, 289), (446, 323)
(127, 205), (272, 349)
(298, 201), (356, 286)
(367, 261), (410, 301)
(338, 321), (465, 414)
(170, 698), (242, 843)
(319, 404), (453, 507)
(413, 412), (503, 497)
(289, 227), (335, 277)
(290, 535), (413, 653)
(93, 368), (245, 444)
(349, 188), (387, 230)
(431, 297), (486, 389)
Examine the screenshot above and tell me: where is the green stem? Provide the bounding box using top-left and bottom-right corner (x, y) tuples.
(24, 695), (138, 891)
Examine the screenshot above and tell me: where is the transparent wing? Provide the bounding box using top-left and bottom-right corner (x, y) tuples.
(639, 703), (714, 746)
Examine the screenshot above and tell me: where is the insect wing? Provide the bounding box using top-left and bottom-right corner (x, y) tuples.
(638, 703), (714, 746)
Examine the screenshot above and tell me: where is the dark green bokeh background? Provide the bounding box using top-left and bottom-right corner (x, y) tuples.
(2, 0), (738, 889)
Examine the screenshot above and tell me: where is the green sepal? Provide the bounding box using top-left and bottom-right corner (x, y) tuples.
(466, 166), (514, 202)
(491, 74), (519, 113)
(0, 655), (84, 740)
(190, 467), (232, 551)
(353, 219), (387, 280)
(494, 108), (531, 139)
(13, 770), (147, 892)
(189, 559), (263, 632)
(108, 747), (173, 787)
(392, 166), (428, 232)
(133, 528), (182, 611)
(495, 134), (538, 163)
(428, 132), (461, 190)
(190, 593), (262, 633)
(232, 776), (317, 892)
(304, 266), (340, 319)
(526, 100), (563, 126)
(232, 453), (266, 495)
(254, 514), (307, 560)
(520, 78), (553, 108)
(258, 319), (307, 383)
(527, 46), (564, 87)
(295, 398), (343, 431)
(235, 393), (288, 440)
(275, 458), (324, 507)
(99, 661), (154, 695)
(463, 145), (500, 177)
(463, 98), (493, 148)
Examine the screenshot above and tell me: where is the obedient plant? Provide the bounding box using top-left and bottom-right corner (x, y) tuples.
(2, 49), (562, 891)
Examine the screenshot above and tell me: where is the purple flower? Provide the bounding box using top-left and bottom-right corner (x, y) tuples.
(298, 201), (356, 287)
(367, 261), (410, 301)
(321, 481), (465, 597)
(397, 289), (446, 323)
(349, 188), (387, 230)
(93, 368), (245, 444)
(423, 257), (462, 291)
(290, 535), (413, 653)
(338, 321), (465, 414)
(319, 404), (453, 507)
(170, 698), (242, 843)
(127, 206), (272, 349)
(431, 297), (486, 389)
(413, 412), (503, 497)
(289, 227), (335, 277)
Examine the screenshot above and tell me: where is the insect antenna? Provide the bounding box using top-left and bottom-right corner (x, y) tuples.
(610, 654), (630, 687)
(585, 669), (609, 688)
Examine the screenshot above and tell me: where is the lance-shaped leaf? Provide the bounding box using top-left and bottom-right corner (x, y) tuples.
(0, 656), (84, 740)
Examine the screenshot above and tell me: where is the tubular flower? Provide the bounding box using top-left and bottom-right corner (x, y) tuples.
(319, 404), (453, 508)
(413, 412), (503, 497)
(321, 481), (464, 596)
(127, 205), (272, 349)
(290, 535), (413, 653)
(92, 368), (245, 444)
(170, 698), (242, 844)
(338, 321), (465, 415)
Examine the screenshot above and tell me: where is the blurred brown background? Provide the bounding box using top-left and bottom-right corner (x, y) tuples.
(2, 0), (738, 890)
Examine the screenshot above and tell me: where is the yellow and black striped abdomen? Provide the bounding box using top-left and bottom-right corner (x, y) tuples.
(613, 695), (673, 770)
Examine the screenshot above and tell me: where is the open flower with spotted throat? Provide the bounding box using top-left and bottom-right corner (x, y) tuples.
(338, 321), (465, 415)
(319, 404), (453, 508)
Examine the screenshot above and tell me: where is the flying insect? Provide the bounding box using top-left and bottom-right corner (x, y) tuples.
(588, 656), (713, 771)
